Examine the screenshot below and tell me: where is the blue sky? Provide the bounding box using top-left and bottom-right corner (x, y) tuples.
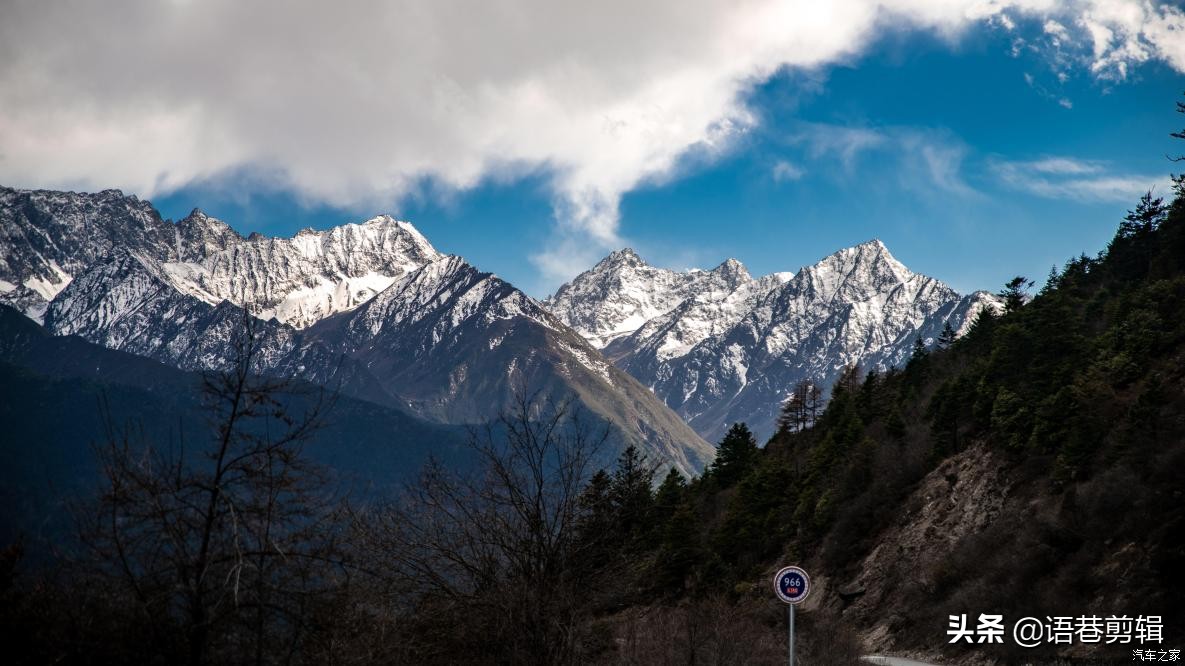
(151, 21), (1181, 297)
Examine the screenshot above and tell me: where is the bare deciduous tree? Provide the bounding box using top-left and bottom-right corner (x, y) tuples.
(779, 379), (823, 434)
(79, 313), (345, 666)
(347, 390), (607, 665)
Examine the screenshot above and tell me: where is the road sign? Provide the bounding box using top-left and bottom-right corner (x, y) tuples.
(773, 565), (810, 605)
(773, 565), (811, 666)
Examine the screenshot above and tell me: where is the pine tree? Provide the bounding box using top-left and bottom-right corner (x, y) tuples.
(777, 380), (820, 434)
(999, 276), (1034, 314)
(652, 467), (686, 527)
(653, 505), (700, 592)
(807, 383), (823, 426)
(1119, 192), (1166, 238)
(858, 370), (880, 417)
(965, 305), (998, 343)
(609, 446), (655, 546)
(575, 469), (615, 556)
(905, 338), (930, 387)
(1039, 265), (1061, 296)
(938, 321), (957, 348)
(777, 392), (804, 435)
(1171, 94), (1185, 195)
(708, 423), (759, 487)
(833, 364), (863, 397)
(911, 336), (927, 361)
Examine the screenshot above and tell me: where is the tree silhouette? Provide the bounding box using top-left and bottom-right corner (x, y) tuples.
(81, 312), (340, 666)
(709, 423), (759, 487)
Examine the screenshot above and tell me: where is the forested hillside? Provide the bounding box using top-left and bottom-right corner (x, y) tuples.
(558, 178), (1185, 662)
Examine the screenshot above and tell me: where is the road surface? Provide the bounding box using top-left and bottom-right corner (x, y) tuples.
(861, 655), (942, 666)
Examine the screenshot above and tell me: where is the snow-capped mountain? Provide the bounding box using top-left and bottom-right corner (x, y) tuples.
(545, 241), (1000, 442)
(0, 187), (176, 323)
(163, 211), (441, 328)
(543, 249), (780, 349)
(3, 186), (713, 475)
(0, 186), (440, 328)
(42, 250), (400, 403)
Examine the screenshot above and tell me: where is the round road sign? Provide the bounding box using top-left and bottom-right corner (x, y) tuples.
(773, 565), (810, 605)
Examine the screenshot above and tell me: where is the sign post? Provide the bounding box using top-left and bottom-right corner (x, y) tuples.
(773, 565), (811, 666)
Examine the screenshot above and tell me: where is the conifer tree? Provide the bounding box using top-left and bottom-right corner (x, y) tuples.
(709, 423), (759, 487)
(652, 467), (686, 527)
(609, 445), (655, 545)
(938, 321), (957, 348)
(653, 505), (700, 592)
(575, 469), (615, 557)
(778, 380), (819, 434)
(911, 336), (927, 361)
(999, 276), (1033, 314)
(1119, 192), (1166, 238)
(1171, 93), (1185, 194)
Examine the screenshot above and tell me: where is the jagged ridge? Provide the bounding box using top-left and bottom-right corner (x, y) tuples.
(545, 240), (1000, 441)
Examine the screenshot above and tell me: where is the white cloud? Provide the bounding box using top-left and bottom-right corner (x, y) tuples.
(1044, 19), (1071, 42)
(1022, 70), (1075, 109)
(1027, 157), (1104, 175)
(993, 156), (1170, 201)
(772, 160), (806, 182)
(787, 123), (976, 196)
(789, 123), (889, 171)
(1, 0), (1182, 288)
(1077, 0), (1185, 79)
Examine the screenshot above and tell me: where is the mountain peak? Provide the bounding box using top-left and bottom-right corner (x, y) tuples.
(602, 247), (646, 268)
(711, 257), (750, 281)
(804, 238), (910, 283)
(174, 209), (241, 262)
(178, 208), (233, 231)
(835, 238), (891, 258)
(360, 214), (402, 227)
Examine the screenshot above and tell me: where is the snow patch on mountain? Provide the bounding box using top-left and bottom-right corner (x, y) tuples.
(556, 338), (614, 386)
(23, 259), (73, 302)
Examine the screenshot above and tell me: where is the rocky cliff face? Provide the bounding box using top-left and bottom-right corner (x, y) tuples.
(0, 187), (176, 322)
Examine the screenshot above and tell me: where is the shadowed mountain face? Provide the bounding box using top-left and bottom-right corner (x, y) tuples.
(546, 241), (1000, 441)
(0, 186), (714, 476)
(303, 256), (712, 472)
(0, 304), (473, 550)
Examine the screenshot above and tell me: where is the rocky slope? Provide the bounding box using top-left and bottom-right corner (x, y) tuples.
(546, 241), (999, 441)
